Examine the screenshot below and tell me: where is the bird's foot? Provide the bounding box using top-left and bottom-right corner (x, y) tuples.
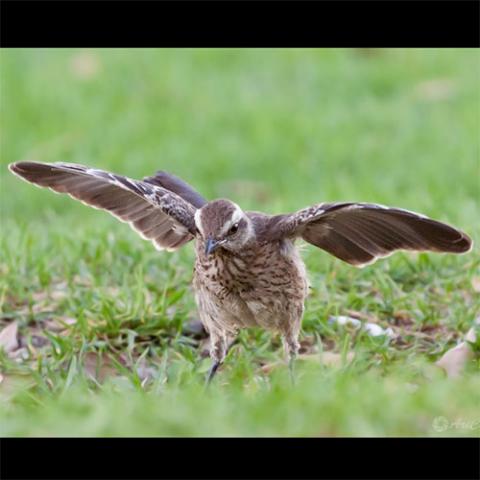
(205, 360), (221, 387)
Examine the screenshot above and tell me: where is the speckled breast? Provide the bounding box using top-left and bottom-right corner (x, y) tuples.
(193, 238), (308, 331)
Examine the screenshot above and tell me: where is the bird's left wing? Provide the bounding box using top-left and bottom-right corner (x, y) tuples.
(143, 171), (208, 209)
(267, 202), (472, 267)
(9, 161), (197, 251)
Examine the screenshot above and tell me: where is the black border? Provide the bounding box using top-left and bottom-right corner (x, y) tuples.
(1, 437), (480, 480)
(1, 2), (480, 480)
(1, 0), (479, 47)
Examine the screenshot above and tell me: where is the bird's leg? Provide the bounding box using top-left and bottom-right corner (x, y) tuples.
(206, 361), (221, 384)
(283, 334), (300, 386)
(206, 334), (237, 385)
(205, 332), (228, 385)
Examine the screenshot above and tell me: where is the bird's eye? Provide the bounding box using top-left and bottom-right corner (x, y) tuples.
(228, 223), (239, 235)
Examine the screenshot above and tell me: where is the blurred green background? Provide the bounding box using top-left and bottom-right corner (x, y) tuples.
(0, 49), (479, 436)
(2, 48), (478, 221)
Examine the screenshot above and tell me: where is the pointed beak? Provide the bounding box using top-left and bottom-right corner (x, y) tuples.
(205, 238), (222, 255)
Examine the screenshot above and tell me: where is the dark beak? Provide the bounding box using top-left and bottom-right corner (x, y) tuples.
(205, 238), (221, 255)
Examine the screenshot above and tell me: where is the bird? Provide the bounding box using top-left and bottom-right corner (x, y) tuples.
(9, 161), (473, 383)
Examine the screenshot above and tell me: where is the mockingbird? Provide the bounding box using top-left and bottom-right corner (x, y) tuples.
(9, 161), (473, 382)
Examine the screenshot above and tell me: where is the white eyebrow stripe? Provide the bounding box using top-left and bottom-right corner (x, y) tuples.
(220, 204), (243, 236)
(230, 205), (243, 225)
(194, 209), (204, 235)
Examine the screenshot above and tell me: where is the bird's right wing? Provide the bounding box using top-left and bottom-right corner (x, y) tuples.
(9, 161), (198, 251)
(268, 202), (472, 267)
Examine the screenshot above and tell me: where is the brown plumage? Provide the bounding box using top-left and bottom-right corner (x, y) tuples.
(9, 161), (473, 382)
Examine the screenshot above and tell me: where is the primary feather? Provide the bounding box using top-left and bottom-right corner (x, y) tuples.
(271, 202), (472, 266)
(9, 161), (197, 251)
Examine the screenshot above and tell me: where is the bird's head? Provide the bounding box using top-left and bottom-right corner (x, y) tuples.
(194, 199), (254, 255)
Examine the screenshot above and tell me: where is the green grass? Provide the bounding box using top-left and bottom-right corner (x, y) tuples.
(0, 48), (479, 436)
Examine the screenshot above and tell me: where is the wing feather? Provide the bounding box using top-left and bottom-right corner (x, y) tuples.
(275, 202), (472, 267)
(9, 161), (197, 252)
(143, 170), (207, 209)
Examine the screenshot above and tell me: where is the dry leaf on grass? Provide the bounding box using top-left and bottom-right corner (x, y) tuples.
(465, 324), (478, 343)
(435, 320), (479, 378)
(435, 343), (474, 378)
(42, 319), (66, 333)
(82, 352), (122, 382)
(81, 352), (156, 384)
(0, 322), (19, 353)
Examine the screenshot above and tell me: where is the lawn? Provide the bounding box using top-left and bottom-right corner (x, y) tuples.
(0, 48), (479, 436)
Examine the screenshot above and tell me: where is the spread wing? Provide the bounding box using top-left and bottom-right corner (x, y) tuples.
(9, 161), (198, 252)
(271, 202), (472, 267)
(143, 171), (207, 209)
